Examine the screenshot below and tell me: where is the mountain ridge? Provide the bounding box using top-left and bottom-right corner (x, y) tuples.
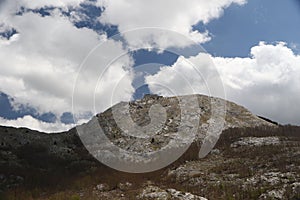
(0, 94), (299, 199)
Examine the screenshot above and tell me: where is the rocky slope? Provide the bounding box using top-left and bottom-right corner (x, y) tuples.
(0, 94), (299, 200)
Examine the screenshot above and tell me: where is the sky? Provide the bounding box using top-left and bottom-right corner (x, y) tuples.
(0, 0), (299, 132)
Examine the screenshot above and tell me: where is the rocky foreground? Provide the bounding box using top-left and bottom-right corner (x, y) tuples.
(0, 94), (299, 199)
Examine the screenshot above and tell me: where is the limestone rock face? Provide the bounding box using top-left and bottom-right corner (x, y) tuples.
(93, 94), (273, 151)
(77, 94), (274, 172)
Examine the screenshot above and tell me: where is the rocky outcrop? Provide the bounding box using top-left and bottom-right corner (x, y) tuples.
(77, 94), (274, 173)
(230, 136), (280, 147)
(137, 185), (208, 200)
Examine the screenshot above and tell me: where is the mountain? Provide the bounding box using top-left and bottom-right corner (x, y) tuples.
(0, 94), (299, 200)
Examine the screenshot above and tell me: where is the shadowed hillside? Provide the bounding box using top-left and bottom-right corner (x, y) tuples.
(0, 95), (299, 199)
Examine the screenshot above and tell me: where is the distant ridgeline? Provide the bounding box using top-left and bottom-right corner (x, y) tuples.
(258, 115), (279, 125)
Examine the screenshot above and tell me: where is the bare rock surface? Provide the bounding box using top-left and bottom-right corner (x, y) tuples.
(230, 136), (280, 147)
(137, 185), (208, 200)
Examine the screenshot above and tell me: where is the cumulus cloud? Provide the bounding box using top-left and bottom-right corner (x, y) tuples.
(0, 11), (134, 129)
(146, 42), (300, 125)
(1, 0), (84, 10)
(215, 42), (300, 125)
(98, 0), (246, 49)
(145, 53), (225, 98)
(0, 115), (75, 133)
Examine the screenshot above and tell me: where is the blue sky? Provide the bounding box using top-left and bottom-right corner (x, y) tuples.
(199, 0), (300, 57)
(0, 0), (300, 131)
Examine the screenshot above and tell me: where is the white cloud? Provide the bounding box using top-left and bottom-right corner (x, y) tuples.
(1, 0), (84, 10)
(145, 53), (225, 98)
(215, 42), (300, 125)
(0, 115), (75, 133)
(22, 0), (84, 9)
(146, 42), (300, 125)
(98, 0), (246, 49)
(0, 11), (134, 129)
(0, 12), (90, 115)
